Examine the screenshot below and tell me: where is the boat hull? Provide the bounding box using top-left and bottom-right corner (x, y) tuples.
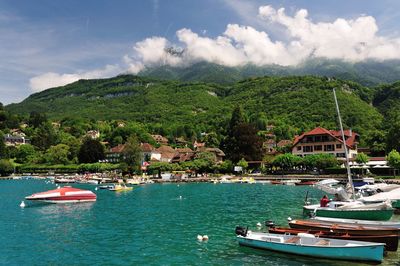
(237, 235), (384, 262)
(289, 220), (400, 236)
(25, 187), (97, 204)
(315, 208), (393, 221)
(269, 227), (399, 251)
(303, 205), (393, 221)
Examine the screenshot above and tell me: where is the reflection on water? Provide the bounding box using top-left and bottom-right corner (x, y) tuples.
(35, 202), (95, 216)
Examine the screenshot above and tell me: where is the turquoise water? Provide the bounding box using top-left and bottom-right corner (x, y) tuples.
(1, 179), (399, 265)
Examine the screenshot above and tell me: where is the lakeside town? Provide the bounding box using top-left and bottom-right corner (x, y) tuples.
(1, 116), (398, 183)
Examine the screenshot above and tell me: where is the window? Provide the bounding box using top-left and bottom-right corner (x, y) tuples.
(297, 146), (302, 151)
(314, 145), (322, 151)
(336, 144), (342, 149)
(314, 136), (322, 142)
(336, 153), (345, 158)
(324, 144), (335, 151)
(303, 146), (313, 152)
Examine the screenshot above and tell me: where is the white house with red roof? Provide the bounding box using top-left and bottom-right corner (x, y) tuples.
(292, 127), (359, 159)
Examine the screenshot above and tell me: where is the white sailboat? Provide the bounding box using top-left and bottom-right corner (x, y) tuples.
(303, 88), (394, 221)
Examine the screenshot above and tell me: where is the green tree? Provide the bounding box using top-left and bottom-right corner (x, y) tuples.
(0, 159), (13, 176)
(147, 162), (172, 178)
(123, 135), (142, 173)
(59, 133), (80, 163)
(202, 132), (220, 148)
(356, 152), (369, 165)
(387, 150), (400, 177)
(28, 111), (47, 128)
(15, 144), (36, 164)
(78, 138), (105, 163)
(273, 153), (302, 172)
(45, 144), (70, 165)
(216, 160), (233, 173)
(31, 122), (58, 151)
(224, 123), (263, 163)
(0, 134), (5, 158)
(386, 121), (400, 153)
(237, 158), (248, 173)
(229, 105), (246, 130)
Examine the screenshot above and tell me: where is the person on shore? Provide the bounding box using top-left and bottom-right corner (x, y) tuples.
(320, 195), (330, 207)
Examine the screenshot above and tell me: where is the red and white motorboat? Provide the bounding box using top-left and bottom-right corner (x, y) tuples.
(25, 186), (96, 204)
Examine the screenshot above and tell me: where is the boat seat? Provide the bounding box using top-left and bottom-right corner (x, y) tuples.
(285, 236), (300, 244)
(316, 239), (330, 246)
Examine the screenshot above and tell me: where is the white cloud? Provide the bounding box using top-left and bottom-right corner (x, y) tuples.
(28, 5), (400, 92)
(29, 64), (121, 92)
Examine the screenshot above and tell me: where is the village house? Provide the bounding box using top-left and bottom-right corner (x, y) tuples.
(263, 139), (276, 153)
(151, 134), (168, 145)
(193, 140), (205, 150)
(155, 145), (176, 163)
(105, 144), (126, 163)
(86, 130), (100, 139)
(171, 147), (195, 163)
(292, 127), (359, 159)
(3, 133), (30, 146)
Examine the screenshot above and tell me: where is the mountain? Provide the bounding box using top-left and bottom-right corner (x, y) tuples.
(139, 59), (400, 87)
(6, 75), (383, 145)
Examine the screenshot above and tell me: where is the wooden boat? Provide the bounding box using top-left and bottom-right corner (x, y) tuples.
(303, 201), (394, 221)
(312, 216), (400, 228)
(289, 219), (400, 236)
(235, 227), (384, 262)
(268, 226), (398, 251)
(270, 180), (282, 185)
(295, 181), (316, 186)
(25, 186), (96, 203)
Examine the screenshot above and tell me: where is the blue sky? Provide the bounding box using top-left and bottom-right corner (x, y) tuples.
(1, 0), (400, 104)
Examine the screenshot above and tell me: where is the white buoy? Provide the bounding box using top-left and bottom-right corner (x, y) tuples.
(179, 195), (182, 200)
(202, 235), (209, 241)
(197, 235), (203, 241)
(20, 201), (25, 208)
(287, 217), (292, 221)
(95, 187), (98, 191)
(256, 222), (262, 227)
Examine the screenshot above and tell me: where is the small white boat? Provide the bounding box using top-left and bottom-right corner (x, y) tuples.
(311, 216), (400, 228)
(235, 227), (384, 262)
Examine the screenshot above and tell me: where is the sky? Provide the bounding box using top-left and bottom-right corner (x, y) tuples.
(1, 0), (400, 104)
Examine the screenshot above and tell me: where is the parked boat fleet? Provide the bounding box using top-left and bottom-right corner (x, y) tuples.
(235, 178), (400, 263)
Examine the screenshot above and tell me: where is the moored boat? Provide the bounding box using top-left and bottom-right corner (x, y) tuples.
(303, 201), (394, 221)
(311, 216), (400, 228)
(235, 227), (384, 262)
(289, 219), (400, 236)
(108, 184), (133, 192)
(25, 186), (96, 203)
(268, 226), (398, 251)
(295, 181), (316, 186)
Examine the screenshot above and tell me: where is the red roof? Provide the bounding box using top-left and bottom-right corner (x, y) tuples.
(140, 143), (154, 152)
(109, 144), (126, 153)
(293, 127), (358, 148)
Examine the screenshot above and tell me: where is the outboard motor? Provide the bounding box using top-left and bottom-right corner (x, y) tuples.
(235, 226), (248, 237)
(265, 220), (275, 227)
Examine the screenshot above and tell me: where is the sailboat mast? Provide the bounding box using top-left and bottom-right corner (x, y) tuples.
(332, 88), (356, 200)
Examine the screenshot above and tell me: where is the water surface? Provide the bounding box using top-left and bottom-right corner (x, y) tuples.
(1, 180), (399, 265)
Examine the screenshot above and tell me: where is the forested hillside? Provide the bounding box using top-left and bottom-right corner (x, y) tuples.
(139, 59), (400, 87)
(6, 74), (389, 150)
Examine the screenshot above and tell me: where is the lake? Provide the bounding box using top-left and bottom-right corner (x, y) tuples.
(1, 179), (399, 265)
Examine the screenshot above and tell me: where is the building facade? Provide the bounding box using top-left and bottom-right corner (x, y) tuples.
(292, 127), (359, 159)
